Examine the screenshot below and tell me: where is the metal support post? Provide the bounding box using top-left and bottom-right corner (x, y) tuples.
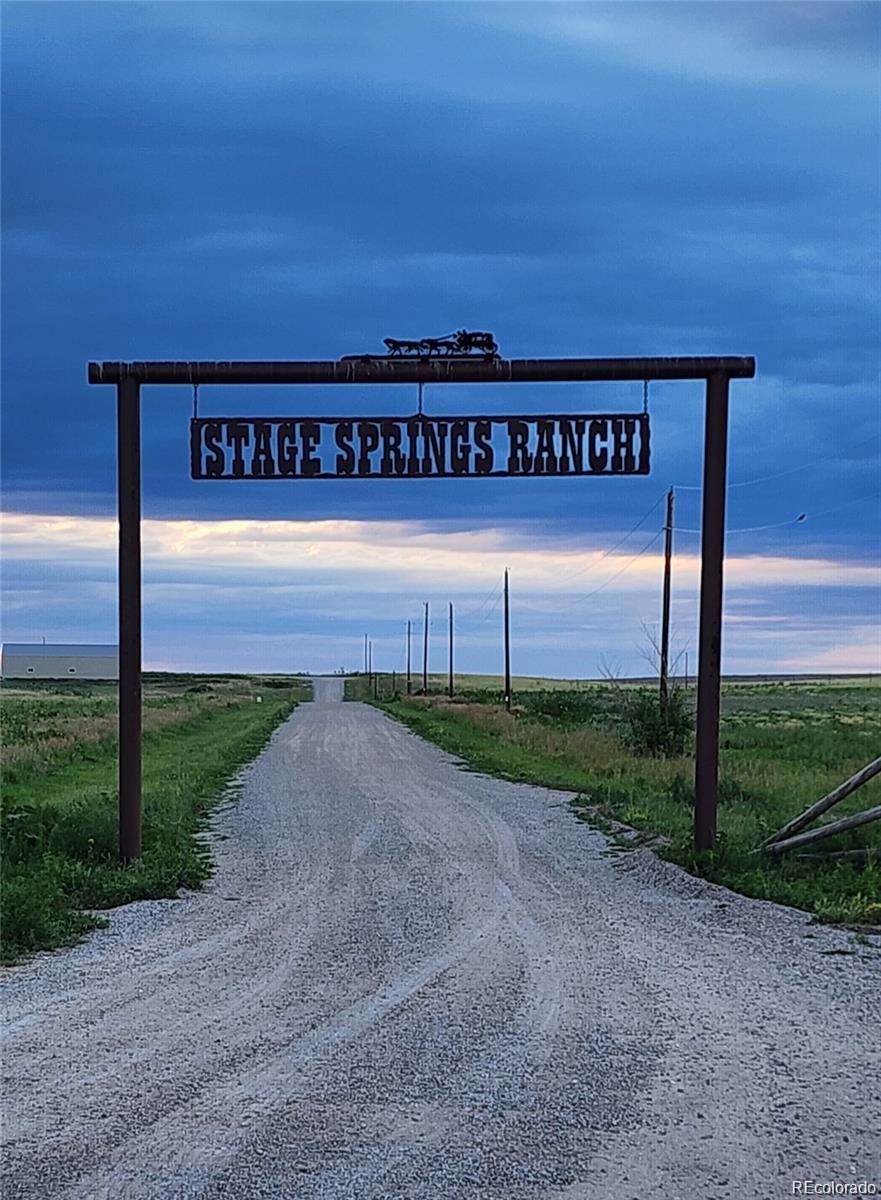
(504, 569), (511, 713)
(694, 374), (730, 851)
(117, 375), (142, 863)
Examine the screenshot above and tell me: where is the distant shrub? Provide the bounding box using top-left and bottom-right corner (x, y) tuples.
(449, 686), (618, 727)
(455, 688), (508, 706)
(620, 688), (693, 757)
(517, 689), (611, 726)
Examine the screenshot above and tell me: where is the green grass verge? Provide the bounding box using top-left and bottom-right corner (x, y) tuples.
(374, 693), (881, 928)
(1, 690), (301, 964)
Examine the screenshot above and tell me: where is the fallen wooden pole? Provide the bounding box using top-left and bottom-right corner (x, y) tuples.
(764, 803), (881, 856)
(794, 849), (879, 864)
(763, 755), (881, 847)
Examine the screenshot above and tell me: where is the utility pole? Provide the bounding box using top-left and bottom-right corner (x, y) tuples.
(659, 486), (675, 708)
(364, 633), (368, 676)
(367, 639), (372, 691)
(448, 602), (454, 698)
(422, 602), (429, 694)
(406, 619), (412, 695)
(503, 568), (511, 713)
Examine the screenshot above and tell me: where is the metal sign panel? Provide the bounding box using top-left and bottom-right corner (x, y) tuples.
(189, 414), (650, 480)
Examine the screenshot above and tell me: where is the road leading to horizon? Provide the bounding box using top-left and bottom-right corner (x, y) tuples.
(2, 677), (879, 1199)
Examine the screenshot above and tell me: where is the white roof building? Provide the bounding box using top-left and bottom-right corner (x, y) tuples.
(1, 644), (119, 680)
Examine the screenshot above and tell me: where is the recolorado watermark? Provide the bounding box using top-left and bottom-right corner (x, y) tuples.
(792, 1183), (878, 1196)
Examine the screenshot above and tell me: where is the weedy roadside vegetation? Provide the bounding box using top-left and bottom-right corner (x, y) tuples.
(352, 675), (881, 926)
(0, 674), (308, 963)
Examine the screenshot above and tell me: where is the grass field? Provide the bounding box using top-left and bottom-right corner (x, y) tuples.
(416, 673), (598, 692)
(1, 674), (308, 964)
(348, 673), (881, 926)
(399, 671), (879, 693)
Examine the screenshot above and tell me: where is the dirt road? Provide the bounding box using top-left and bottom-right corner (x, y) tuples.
(2, 678), (879, 1199)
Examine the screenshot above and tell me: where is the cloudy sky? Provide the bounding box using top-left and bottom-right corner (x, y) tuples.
(2, 1), (879, 677)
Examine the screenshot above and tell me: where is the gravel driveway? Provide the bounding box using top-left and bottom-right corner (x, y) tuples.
(2, 677), (879, 1200)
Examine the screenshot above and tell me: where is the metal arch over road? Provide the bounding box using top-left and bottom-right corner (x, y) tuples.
(88, 353), (756, 863)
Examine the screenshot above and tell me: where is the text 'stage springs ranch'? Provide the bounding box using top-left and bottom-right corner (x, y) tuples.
(190, 415), (651, 480)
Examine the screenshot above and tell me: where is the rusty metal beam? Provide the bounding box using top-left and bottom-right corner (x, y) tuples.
(117, 376), (142, 863)
(88, 356), (755, 386)
(694, 373), (730, 852)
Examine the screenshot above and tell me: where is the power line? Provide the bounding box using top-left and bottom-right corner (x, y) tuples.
(800, 493), (881, 521)
(572, 528), (664, 603)
(541, 491), (667, 589)
(518, 527), (664, 616)
(415, 493), (667, 634)
(498, 491), (666, 601)
(674, 432), (881, 492)
(463, 587), (505, 629)
(676, 492), (878, 533)
(461, 576), (504, 621)
(676, 514), (807, 535)
(435, 497), (664, 631)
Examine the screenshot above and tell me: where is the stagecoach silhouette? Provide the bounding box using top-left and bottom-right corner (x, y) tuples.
(382, 330), (499, 358)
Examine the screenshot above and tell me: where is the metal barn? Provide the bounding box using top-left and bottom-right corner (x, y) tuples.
(1, 644), (119, 680)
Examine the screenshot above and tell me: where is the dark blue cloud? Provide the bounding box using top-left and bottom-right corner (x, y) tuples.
(1, 1), (878, 672)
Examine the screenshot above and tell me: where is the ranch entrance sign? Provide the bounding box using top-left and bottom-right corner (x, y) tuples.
(88, 340), (756, 863)
(189, 414), (650, 480)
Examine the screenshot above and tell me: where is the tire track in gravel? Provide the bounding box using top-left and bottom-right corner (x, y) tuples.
(2, 676), (879, 1200)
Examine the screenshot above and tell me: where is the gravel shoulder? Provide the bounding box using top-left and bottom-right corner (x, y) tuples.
(2, 676), (879, 1200)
